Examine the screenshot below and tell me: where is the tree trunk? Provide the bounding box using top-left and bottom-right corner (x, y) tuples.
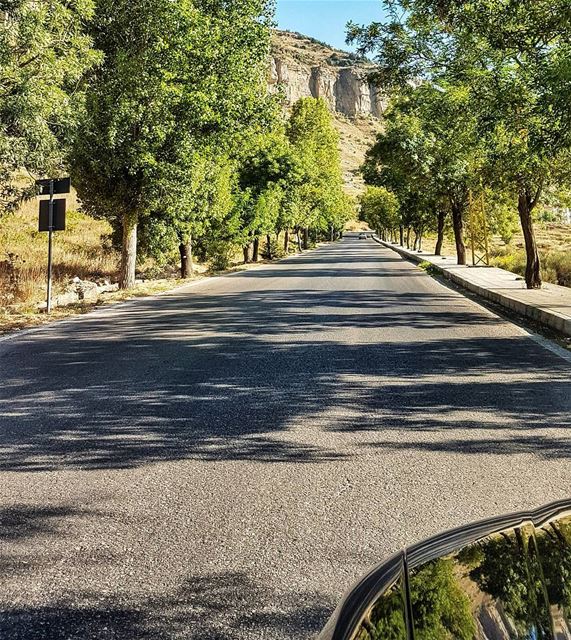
(451, 200), (467, 265)
(330, 227), (334, 242)
(243, 245), (250, 264)
(435, 209), (446, 256)
(518, 189), (542, 289)
(284, 229), (290, 254)
(179, 234), (194, 278)
(413, 232), (419, 251)
(120, 212), (137, 289)
(406, 227), (411, 249)
(266, 234), (272, 260)
(303, 227), (309, 250)
(296, 229), (302, 251)
(399, 225), (404, 246)
(252, 237), (260, 262)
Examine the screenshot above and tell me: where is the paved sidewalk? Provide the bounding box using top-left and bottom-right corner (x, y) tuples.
(376, 238), (571, 337)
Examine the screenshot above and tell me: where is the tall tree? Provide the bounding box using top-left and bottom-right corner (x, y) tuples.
(235, 129), (301, 262)
(359, 186), (399, 239)
(0, 0), (100, 213)
(72, 0), (274, 288)
(362, 88), (477, 263)
(348, 0), (571, 288)
(286, 97), (349, 247)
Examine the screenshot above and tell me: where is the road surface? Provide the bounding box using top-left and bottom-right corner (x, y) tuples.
(1, 236), (570, 639)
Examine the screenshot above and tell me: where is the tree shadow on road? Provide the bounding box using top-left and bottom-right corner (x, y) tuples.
(0, 503), (100, 542)
(0, 572), (332, 640)
(0, 237), (570, 472)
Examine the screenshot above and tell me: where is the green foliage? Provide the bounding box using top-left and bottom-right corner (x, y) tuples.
(355, 582), (407, 640)
(409, 558), (476, 640)
(360, 186), (399, 232)
(467, 530), (553, 639)
(348, 0), (571, 287)
(3, 0), (349, 287)
(0, 0), (101, 213)
(71, 0), (274, 285)
(286, 97), (351, 235)
(418, 261), (442, 277)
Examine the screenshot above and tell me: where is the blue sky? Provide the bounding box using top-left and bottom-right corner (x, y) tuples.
(275, 1), (385, 51)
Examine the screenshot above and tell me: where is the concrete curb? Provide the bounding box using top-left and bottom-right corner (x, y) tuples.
(373, 236), (571, 338)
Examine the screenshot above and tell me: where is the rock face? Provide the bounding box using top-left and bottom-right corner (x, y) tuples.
(270, 30), (385, 118)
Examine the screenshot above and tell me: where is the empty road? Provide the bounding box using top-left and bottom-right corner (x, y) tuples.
(1, 235), (570, 639)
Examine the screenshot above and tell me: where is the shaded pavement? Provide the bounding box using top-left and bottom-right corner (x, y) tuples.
(1, 236), (570, 638)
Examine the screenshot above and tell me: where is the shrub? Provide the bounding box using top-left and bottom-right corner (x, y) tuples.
(419, 261), (442, 276)
(208, 242), (233, 271)
(545, 251), (571, 287)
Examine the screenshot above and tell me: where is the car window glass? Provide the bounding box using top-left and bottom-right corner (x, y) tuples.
(407, 523), (554, 640)
(353, 573), (407, 640)
(535, 514), (571, 639)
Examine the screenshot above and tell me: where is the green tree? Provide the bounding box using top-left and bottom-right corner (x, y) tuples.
(0, 0), (100, 213)
(362, 91), (475, 261)
(467, 529), (553, 638)
(359, 186), (399, 239)
(286, 97), (349, 248)
(409, 558), (476, 640)
(349, 0), (571, 288)
(72, 0), (273, 288)
(236, 129), (301, 262)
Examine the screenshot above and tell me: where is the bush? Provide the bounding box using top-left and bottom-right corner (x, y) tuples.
(545, 251), (571, 287)
(419, 261), (442, 276)
(490, 249), (527, 276)
(208, 241), (233, 271)
(491, 247), (571, 288)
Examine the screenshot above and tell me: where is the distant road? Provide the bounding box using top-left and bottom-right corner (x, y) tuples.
(1, 235), (570, 639)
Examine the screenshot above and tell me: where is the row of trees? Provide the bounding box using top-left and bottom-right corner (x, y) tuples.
(350, 0), (571, 289)
(2, 0), (351, 288)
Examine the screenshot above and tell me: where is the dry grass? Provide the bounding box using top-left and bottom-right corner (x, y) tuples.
(0, 278), (192, 337)
(425, 222), (571, 287)
(1, 199), (119, 307)
(0, 204), (313, 336)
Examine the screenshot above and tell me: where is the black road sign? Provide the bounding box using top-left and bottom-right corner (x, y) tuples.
(39, 199), (66, 232)
(36, 177), (71, 196)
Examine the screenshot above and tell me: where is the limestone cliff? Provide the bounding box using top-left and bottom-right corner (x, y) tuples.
(270, 30), (385, 119)
(270, 30), (384, 195)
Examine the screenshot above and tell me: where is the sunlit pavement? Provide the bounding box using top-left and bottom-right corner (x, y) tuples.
(1, 235), (570, 639)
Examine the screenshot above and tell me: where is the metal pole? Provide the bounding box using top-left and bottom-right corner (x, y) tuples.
(469, 190), (476, 266)
(46, 180), (54, 314)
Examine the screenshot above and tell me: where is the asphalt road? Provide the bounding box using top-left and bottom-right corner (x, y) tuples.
(1, 235), (570, 639)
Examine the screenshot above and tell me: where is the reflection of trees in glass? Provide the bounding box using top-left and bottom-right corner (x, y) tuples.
(409, 558), (475, 640)
(536, 518), (571, 620)
(355, 582), (407, 640)
(465, 528), (552, 639)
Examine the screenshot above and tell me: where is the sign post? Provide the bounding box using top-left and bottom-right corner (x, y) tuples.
(36, 177), (70, 313)
(46, 180), (54, 313)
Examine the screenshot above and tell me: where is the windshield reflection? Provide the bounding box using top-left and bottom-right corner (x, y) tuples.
(354, 572), (407, 640)
(409, 524), (553, 640)
(344, 509), (571, 640)
(536, 515), (571, 640)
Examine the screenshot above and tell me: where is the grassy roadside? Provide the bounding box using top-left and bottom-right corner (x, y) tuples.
(423, 223), (571, 288)
(0, 203), (286, 336)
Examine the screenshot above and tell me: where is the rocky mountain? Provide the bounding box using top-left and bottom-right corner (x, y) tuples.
(270, 30), (384, 195)
(270, 30), (385, 118)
